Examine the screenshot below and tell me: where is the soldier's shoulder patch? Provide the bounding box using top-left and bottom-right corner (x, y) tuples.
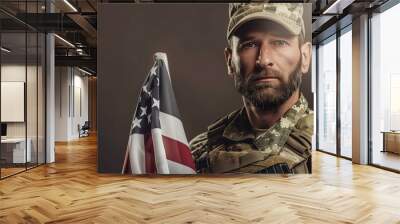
(207, 109), (241, 132)
(295, 110), (314, 134)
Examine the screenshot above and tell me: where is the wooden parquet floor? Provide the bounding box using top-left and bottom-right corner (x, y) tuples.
(1, 135), (400, 224)
(1, 167), (26, 178)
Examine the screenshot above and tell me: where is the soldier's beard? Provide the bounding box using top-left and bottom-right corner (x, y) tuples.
(235, 59), (302, 111)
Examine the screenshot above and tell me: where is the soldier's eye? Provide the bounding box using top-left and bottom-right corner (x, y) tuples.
(239, 41), (258, 50)
(272, 40), (289, 47)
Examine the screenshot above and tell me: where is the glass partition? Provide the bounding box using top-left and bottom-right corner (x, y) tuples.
(0, 1), (46, 179)
(1, 31), (28, 177)
(27, 31), (38, 169)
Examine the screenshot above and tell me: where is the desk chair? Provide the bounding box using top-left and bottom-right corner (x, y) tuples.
(78, 121), (90, 138)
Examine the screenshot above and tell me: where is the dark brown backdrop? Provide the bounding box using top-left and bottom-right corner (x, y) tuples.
(98, 3), (312, 173)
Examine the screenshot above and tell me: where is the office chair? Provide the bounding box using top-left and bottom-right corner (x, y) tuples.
(79, 121), (90, 138)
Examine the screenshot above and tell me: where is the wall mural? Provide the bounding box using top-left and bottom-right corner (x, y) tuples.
(98, 3), (313, 174)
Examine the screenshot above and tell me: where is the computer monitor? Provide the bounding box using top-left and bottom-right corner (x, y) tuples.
(1, 123), (7, 137)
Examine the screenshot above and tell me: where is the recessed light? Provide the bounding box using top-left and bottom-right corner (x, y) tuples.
(78, 67), (93, 76)
(54, 34), (75, 48)
(1, 47), (11, 53)
(322, 0), (353, 14)
(63, 0), (78, 12)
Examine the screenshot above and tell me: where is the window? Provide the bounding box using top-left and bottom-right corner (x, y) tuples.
(317, 35), (337, 154)
(370, 2), (400, 171)
(339, 27), (352, 158)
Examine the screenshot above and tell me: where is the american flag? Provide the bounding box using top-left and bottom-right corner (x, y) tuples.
(122, 53), (196, 174)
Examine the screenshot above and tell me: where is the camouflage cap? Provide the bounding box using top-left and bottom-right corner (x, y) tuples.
(227, 3), (305, 40)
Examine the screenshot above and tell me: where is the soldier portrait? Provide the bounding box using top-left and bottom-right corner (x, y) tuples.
(189, 3), (313, 174)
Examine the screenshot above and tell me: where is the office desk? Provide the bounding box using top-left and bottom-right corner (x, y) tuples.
(382, 131), (400, 154)
(1, 138), (31, 163)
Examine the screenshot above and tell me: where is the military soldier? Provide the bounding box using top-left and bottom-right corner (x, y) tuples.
(189, 3), (313, 174)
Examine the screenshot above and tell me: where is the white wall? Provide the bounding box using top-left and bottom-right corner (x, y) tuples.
(55, 66), (70, 141)
(55, 67), (89, 141)
(72, 73), (89, 138)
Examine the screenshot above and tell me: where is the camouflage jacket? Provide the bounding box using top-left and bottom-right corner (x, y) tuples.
(189, 94), (313, 174)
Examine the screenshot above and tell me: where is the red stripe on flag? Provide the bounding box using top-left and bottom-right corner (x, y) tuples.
(144, 133), (156, 173)
(161, 135), (195, 170)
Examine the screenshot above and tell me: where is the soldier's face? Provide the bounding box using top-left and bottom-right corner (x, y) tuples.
(225, 20), (311, 110)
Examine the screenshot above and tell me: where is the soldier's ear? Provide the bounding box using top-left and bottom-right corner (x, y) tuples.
(224, 47), (234, 77)
(300, 42), (312, 74)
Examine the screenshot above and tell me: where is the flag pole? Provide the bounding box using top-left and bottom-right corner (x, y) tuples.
(121, 136), (131, 174)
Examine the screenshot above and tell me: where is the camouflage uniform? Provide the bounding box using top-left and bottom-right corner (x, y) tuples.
(189, 94), (313, 174)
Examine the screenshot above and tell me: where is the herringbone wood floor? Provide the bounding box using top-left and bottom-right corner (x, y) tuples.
(1, 135), (400, 224)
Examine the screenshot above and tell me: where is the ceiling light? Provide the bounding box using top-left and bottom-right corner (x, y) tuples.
(323, 0), (341, 14)
(76, 49), (84, 55)
(323, 0), (355, 14)
(78, 67), (93, 76)
(1, 47), (11, 53)
(54, 34), (75, 48)
(63, 0), (78, 12)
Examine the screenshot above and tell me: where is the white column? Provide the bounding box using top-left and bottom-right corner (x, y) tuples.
(46, 1), (55, 163)
(352, 14), (369, 164)
(46, 33), (55, 163)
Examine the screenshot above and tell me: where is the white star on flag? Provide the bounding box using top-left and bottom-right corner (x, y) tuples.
(150, 65), (158, 76)
(152, 98), (160, 109)
(132, 117), (141, 129)
(147, 114), (151, 123)
(140, 106), (147, 117)
(143, 85), (150, 95)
